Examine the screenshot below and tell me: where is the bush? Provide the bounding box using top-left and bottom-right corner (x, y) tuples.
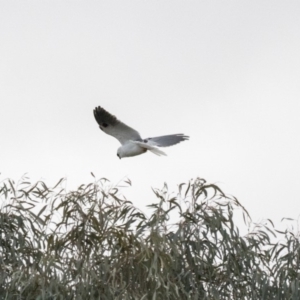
(0, 176), (299, 299)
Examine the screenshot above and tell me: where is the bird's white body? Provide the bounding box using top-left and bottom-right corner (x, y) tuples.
(117, 142), (146, 158)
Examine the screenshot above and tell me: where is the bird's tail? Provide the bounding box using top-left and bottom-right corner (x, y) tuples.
(131, 141), (167, 156)
(148, 147), (167, 156)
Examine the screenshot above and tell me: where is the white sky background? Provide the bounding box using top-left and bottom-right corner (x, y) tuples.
(1, 1), (300, 227)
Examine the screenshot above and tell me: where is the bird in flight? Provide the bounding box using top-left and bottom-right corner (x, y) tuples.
(93, 106), (189, 159)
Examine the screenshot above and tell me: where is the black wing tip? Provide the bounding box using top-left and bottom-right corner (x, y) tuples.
(93, 106), (118, 126)
(93, 106), (106, 117)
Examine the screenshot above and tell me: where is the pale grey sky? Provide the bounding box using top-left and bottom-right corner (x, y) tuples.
(1, 1), (300, 225)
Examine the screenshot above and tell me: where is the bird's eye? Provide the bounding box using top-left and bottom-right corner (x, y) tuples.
(102, 123), (108, 128)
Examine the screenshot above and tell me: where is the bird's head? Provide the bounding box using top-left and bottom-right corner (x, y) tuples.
(117, 147), (123, 159)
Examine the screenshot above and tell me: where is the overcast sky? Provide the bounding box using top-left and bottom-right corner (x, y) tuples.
(1, 1), (300, 226)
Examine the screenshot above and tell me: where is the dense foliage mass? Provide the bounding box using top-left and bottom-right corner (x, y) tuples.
(0, 176), (299, 299)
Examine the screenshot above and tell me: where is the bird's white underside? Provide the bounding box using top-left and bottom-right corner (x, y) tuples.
(117, 141), (166, 158)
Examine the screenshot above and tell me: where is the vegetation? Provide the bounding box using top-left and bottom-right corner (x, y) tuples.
(0, 175), (299, 299)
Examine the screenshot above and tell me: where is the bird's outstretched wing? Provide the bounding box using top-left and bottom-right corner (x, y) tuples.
(143, 134), (189, 147)
(94, 106), (141, 145)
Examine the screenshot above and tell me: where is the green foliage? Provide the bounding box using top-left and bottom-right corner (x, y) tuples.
(0, 176), (299, 299)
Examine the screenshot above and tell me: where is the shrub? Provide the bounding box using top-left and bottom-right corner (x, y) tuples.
(0, 176), (299, 299)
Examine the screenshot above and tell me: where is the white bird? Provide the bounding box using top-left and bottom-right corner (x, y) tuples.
(93, 106), (189, 159)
